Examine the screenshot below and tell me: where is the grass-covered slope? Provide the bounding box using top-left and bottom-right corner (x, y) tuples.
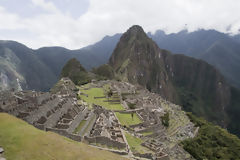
(124, 132), (151, 154)
(0, 113), (127, 160)
(182, 112), (240, 160)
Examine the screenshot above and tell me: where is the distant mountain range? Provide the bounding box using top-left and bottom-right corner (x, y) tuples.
(0, 25), (240, 136)
(1, 28), (239, 91)
(0, 34), (120, 91)
(148, 29), (240, 89)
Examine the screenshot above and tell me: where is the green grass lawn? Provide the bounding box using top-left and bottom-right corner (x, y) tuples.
(124, 132), (151, 154)
(115, 112), (142, 127)
(141, 131), (153, 136)
(73, 120), (86, 134)
(79, 86), (124, 110)
(0, 113), (127, 160)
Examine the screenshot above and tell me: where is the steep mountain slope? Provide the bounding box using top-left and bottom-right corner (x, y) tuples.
(0, 34), (120, 91)
(60, 58), (90, 85)
(80, 34), (121, 65)
(109, 26), (177, 101)
(35, 47), (73, 78)
(149, 30), (240, 88)
(109, 25), (233, 129)
(36, 34), (121, 76)
(0, 41), (56, 91)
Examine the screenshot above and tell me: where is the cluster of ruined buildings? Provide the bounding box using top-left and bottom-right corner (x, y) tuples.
(0, 78), (196, 160)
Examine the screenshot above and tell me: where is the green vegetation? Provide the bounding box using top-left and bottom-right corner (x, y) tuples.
(128, 102), (136, 109)
(227, 87), (240, 137)
(0, 113), (127, 160)
(115, 112), (142, 127)
(176, 87), (216, 123)
(106, 89), (113, 97)
(141, 131), (153, 136)
(79, 85), (124, 110)
(125, 132), (151, 154)
(92, 64), (115, 79)
(61, 58), (91, 85)
(182, 112), (240, 160)
(121, 93), (129, 101)
(161, 112), (170, 127)
(73, 120), (86, 134)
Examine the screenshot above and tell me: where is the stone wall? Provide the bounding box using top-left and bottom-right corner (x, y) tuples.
(46, 127), (82, 142)
(44, 100), (73, 128)
(133, 152), (154, 160)
(78, 112), (96, 136)
(137, 124), (163, 133)
(35, 123), (45, 130)
(37, 92), (51, 105)
(84, 136), (126, 150)
(67, 107), (88, 133)
(25, 97), (61, 124)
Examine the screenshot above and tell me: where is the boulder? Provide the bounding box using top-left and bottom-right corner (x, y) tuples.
(0, 148), (4, 154)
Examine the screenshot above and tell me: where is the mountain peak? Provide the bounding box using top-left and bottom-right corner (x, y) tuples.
(109, 25), (157, 72)
(109, 26), (232, 128)
(126, 25), (145, 35)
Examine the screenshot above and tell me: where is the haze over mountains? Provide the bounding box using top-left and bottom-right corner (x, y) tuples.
(0, 34), (121, 91)
(1, 28), (240, 92)
(148, 30), (240, 89)
(1, 25), (240, 160)
(0, 26), (240, 135)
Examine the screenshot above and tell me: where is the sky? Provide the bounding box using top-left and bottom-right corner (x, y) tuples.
(0, 0), (240, 49)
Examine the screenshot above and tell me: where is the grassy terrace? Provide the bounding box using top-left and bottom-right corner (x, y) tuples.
(125, 132), (151, 154)
(0, 113), (127, 160)
(79, 84), (124, 110)
(73, 120), (86, 134)
(141, 131), (153, 136)
(81, 114), (96, 136)
(115, 112), (142, 127)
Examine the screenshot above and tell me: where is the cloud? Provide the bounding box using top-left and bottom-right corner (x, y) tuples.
(0, 0), (240, 49)
(31, 0), (59, 13)
(0, 6), (24, 30)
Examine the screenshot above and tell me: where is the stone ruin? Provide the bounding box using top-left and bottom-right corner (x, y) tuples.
(0, 79), (196, 160)
(0, 78), (86, 142)
(109, 81), (196, 160)
(85, 105), (127, 151)
(0, 79), (129, 153)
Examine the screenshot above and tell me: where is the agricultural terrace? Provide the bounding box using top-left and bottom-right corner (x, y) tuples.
(78, 84), (124, 110)
(125, 132), (152, 154)
(115, 112), (142, 127)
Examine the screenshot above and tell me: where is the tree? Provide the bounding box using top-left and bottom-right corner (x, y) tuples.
(161, 112), (170, 127)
